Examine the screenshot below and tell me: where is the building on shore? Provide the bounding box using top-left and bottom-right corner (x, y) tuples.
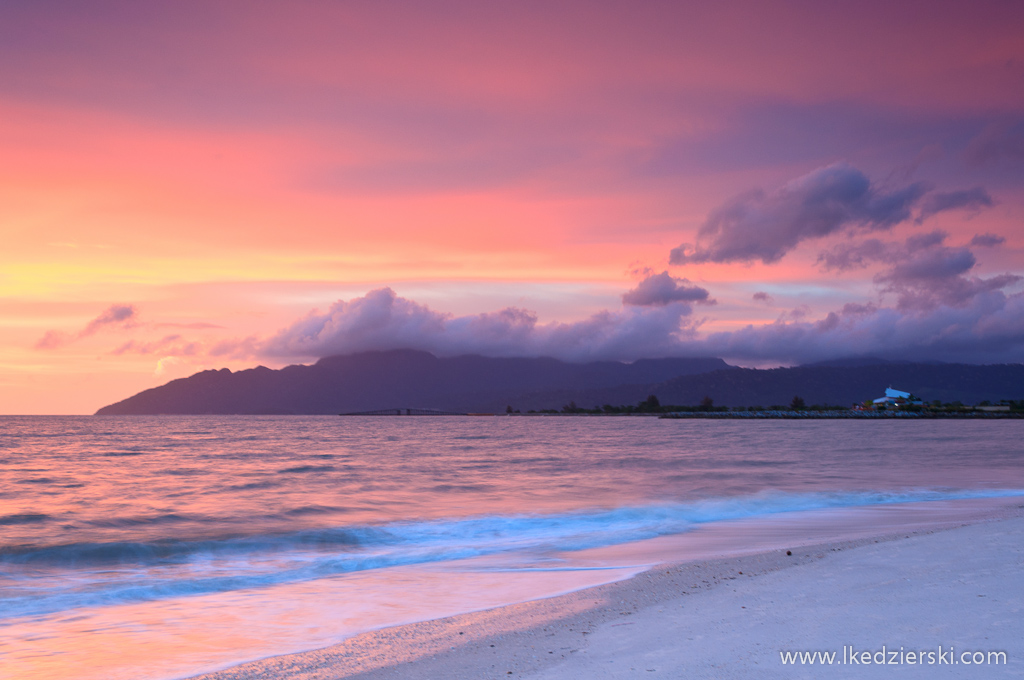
(853, 387), (924, 410)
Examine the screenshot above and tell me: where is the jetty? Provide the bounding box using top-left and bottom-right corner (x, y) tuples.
(339, 408), (468, 416)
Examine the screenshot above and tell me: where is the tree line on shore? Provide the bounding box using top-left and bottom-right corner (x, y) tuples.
(511, 395), (1024, 415)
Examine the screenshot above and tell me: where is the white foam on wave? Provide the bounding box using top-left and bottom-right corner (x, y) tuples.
(2, 486), (1022, 620)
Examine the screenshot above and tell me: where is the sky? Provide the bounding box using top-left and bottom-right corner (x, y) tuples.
(2, 0), (1023, 414)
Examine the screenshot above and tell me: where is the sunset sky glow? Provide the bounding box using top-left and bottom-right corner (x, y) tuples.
(2, 0), (1024, 413)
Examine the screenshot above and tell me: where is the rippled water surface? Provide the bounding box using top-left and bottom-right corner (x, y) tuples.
(2, 416), (1023, 679)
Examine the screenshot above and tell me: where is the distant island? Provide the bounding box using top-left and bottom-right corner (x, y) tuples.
(95, 350), (727, 415)
(95, 349), (1024, 416)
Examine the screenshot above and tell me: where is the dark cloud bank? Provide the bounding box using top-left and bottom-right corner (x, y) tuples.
(82, 272), (1024, 368)
(229, 282), (707, 364)
(218, 266), (1023, 367)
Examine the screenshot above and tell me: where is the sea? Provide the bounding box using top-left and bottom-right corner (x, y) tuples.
(2, 415), (1023, 679)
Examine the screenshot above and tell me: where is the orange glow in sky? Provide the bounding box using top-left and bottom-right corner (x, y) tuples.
(2, 1), (1023, 413)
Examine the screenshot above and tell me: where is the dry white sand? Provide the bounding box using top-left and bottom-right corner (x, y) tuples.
(190, 508), (1024, 680)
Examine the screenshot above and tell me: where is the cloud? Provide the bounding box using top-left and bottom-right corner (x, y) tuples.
(816, 238), (891, 270)
(879, 246), (975, 283)
(185, 274), (1024, 370)
(752, 292), (773, 303)
(916, 187), (993, 223)
(670, 164), (996, 266)
(971, 233), (1006, 247)
(621, 271), (714, 307)
(34, 330), (73, 350)
(695, 290), (1024, 365)
(817, 231), (948, 271)
(819, 231), (1020, 311)
(875, 246), (979, 311)
(155, 356), (188, 376)
(35, 304), (138, 350)
(879, 267), (1020, 313)
(82, 304), (136, 335)
(671, 227), (1024, 362)
(670, 163), (930, 265)
(238, 287), (702, 363)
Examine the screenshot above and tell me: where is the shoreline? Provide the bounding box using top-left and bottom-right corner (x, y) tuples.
(659, 410), (1024, 419)
(188, 500), (1024, 680)
(343, 411), (1024, 418)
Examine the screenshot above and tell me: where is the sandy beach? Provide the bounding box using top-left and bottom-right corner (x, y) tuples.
(188, 503), (1024, 680)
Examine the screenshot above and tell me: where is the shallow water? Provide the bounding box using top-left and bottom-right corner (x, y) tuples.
(1, 416), (1023, 679)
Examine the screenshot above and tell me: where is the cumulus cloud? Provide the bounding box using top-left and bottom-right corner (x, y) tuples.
(228, 276), (1024, 367)
(971, 233), (1006, 247)
(915, 187), (993, 223)
(171, 272), (1024, 370)
(819, 231), (1020, 311)
(816, 238), (890, 270)
(670, 163), (929, 265)
(621, 271), (714, 307)
(670, 164), (996, 266)
(876, 246), (977, 311)
(35, 304), (138, 349)
(879, 267), (1020, 313)
(241, 287), (703, 362)
(817, 231), (946, 271)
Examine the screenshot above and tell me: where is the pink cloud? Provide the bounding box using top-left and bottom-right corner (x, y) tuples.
(35, 304), (138, 350)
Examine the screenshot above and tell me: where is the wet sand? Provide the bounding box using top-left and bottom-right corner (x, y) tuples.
(189, 500), (1024, 680)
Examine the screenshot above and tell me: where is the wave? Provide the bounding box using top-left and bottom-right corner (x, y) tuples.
(0, 513), (52, 526)
(1, 487), (1021, 619)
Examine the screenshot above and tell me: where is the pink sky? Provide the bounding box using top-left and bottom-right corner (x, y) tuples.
(2, 0), (1023, 413)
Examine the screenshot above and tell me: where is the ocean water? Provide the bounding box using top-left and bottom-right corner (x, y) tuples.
(2, 416), (1023, 679)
